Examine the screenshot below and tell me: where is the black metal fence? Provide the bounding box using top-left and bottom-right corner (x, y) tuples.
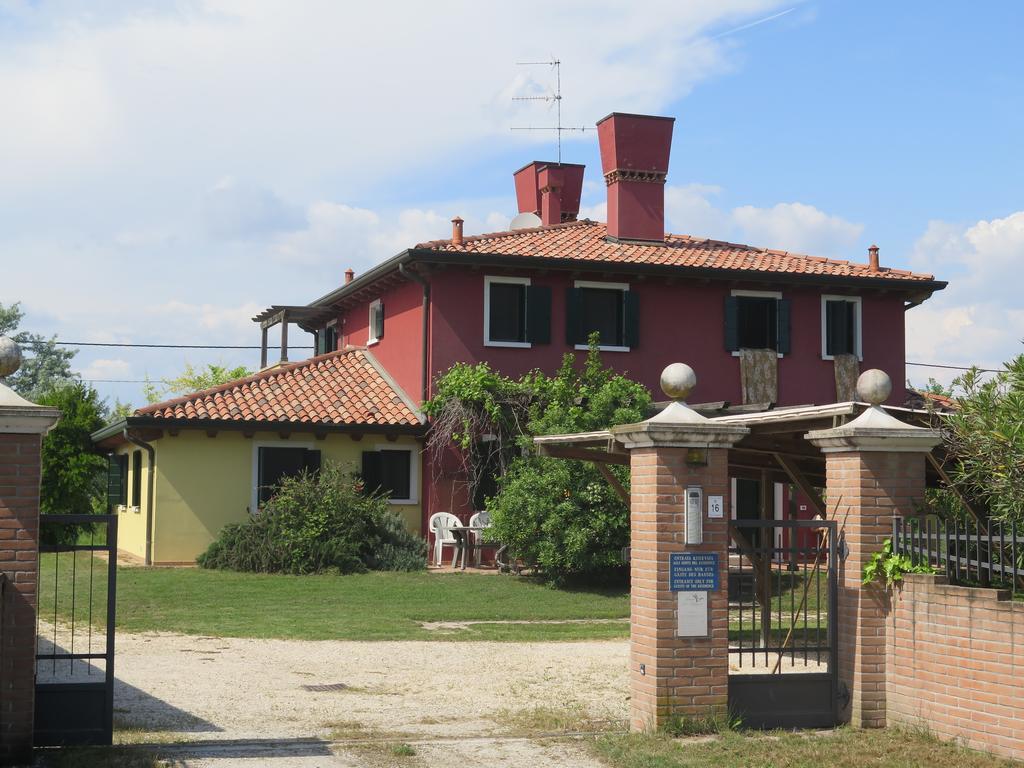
(893, 515), (1024, 598)
(35, 514), (118, 747)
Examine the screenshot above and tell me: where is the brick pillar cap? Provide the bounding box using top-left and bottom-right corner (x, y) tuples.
(611, 419), (749, 449)
(0, 383), (61, 434)
(806, 405), (941, 453)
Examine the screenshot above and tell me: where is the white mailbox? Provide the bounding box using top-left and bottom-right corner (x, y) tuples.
(685, 486), (703, 545)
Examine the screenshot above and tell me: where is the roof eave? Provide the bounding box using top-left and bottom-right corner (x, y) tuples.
(308, 249), (415, 308)
(403, 249), (948, 294)
(93, 415), (426, 440)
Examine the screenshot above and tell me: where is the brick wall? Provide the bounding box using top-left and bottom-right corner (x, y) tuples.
(0, 432), (42, 765)
(628, 446), (730, 731)
(887, 574), (1024, 762)
(823, 450), (926, 727)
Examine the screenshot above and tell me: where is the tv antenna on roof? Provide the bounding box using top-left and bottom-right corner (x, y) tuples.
(511, 58), (590, 164)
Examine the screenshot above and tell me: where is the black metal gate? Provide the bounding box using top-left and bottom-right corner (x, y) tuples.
(727, 518), (838, 729)
(34, 514), (118, 746)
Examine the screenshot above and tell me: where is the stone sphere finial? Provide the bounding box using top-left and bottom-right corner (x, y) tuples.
(856, 368), (892, 406)
(0, 336), (22, 378)
(660, 363), (696, 401)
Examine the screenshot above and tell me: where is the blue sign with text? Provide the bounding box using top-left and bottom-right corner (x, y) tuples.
(669, 552), (719, 592)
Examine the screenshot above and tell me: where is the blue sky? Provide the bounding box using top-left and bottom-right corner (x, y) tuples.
(1, 0), (1021, 407)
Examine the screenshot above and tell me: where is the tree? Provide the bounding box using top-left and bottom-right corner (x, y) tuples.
(425, 336), (651, 583)
(34, 383), (108, 543)
(940, 351), (1024, 522)
(0, 301), (76, 399)
(144, 362), (253, 403)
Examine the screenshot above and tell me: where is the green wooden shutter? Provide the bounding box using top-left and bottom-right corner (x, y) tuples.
(724, 296), (739, 351)
(565, 288), (583, 345)
(826, 300), (851, 356)
(777, 298), (792, 355)
(131, 450), (142, 508)
(304, 449), (322, 475)
(361, 451), (382, 494)
(106, 454), (124, 511)
(316, 331), (325, 355)
(623, 291), (640, 349)
(525, 286), (551, 344)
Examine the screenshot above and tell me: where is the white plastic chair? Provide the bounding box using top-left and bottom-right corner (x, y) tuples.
(428, 512), (461, 567)
(469, 511), (493, 567)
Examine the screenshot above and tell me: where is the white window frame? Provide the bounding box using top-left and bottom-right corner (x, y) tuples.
(370, 443), (418, 505)
(368, 299), (383, 346)
(820, 294), (863, 361)
(729, 289), (785, 359)
(484, 276), (532, 348)
(250, 440), (317, 514)
(573, 279), (631, 353)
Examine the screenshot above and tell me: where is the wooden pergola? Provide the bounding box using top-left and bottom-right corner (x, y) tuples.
(534, 400), (946, 520)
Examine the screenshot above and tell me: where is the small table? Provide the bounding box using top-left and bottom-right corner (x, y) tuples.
(447, 525), (496, 570)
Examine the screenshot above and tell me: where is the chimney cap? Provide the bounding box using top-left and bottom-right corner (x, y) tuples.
(513, 159), (585, 174)
(596, 111), (676, 127)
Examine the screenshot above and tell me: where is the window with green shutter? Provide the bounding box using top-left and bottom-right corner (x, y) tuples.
(107, 453), (128, 511)
(724, 293), (790, 354)
(566, 281), (636, 349)
(361, 449), (415, 502)
(256, 447), (321, 506)
(131, 450), (142, 509)
(318, 323), (338, 355)
(484, 277), (550, 346)
(369, 300), (384, 343)
(822, 296), (861, 358)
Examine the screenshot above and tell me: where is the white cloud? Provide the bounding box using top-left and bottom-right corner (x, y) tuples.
(201, 177), (302, 241)
(730, 202), (863, 254)
(664, 183), (729, 238)
(79, 358), (132, 381)
(149, 301), (264, 334)
(905, 210), (1024, 385)
(661, 184), (863, 256)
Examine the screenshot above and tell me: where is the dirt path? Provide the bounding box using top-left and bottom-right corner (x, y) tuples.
(111, 630), (629, 766)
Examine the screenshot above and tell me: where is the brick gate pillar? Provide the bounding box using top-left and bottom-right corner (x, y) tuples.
(806, 369), (939, 729)
(0, 338), (60, 765)
(612, 364), (748, 731)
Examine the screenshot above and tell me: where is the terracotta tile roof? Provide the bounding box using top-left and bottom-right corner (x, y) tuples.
(135, 349), (422, 427)
(414, 220), (937, 283)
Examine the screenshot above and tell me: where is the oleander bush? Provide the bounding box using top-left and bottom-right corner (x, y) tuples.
(198, 462), (426, 574)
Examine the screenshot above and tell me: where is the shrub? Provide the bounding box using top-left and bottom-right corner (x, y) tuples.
(490, 339), (650, 584)
(198, 462), (426, 574)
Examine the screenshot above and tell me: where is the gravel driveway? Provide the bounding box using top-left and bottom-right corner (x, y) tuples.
(111, 630), (630, 767)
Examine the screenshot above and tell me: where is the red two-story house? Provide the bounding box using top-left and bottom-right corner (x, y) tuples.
(255, 112), (946, 538)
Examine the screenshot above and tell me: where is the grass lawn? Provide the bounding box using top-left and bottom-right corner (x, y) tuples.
(592, 727), (1019, 768)
(39, 553), (629, 641)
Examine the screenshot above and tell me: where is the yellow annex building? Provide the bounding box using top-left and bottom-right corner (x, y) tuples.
(93, 349), (425, 565)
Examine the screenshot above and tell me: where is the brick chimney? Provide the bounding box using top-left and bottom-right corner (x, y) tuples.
(451, 216), (464, 245)
(513, 161), (585, 226)
(596, 112), (675, 242)
(344, 268), (355, 284)
(868, 244), (880, 272)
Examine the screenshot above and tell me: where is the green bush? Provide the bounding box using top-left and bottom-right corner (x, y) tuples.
(198, 462), (426, 574)
(489, 339), (651, 584)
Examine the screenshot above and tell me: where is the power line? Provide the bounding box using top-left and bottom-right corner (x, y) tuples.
(906, 362), (1000, 374)
(19, 341), (312, 350)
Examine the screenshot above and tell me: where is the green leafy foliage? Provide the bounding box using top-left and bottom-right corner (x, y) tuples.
(144, 362), (253, 403)
(940, 352), (1024, 522)
(862, 538), (933, 587)
(0, 300), (77, 399)
(34, 383), (108, 544)
(427, 335), (651, 584)
(197, 462), (426, 574)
